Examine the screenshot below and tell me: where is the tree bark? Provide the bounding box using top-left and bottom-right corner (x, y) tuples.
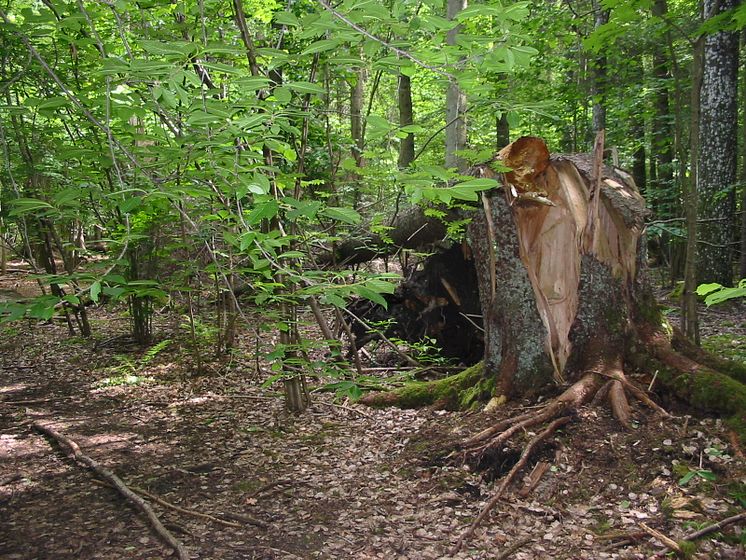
(740, 30), (746, 279)
(397, 72), (415, 169)
(590, 1), (609, 135)
(697, 0), (740, 286)
(445, 0), (467, 172)
(496, 113), (510, 149)
(650, 0), (674, 210)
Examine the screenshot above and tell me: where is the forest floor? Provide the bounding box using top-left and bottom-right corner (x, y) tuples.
(1, 266), (745, 560)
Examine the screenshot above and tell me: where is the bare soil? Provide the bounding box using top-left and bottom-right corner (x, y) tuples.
(1, 268), (745, 559)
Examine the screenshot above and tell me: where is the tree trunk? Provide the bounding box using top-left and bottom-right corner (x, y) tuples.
(397, 72), (415, 169)
(445, 0), (467, 172)
(740, 30), (746, 279)
(361, 137), (746, 443)
(358, 140), (746, 551)
(496, 113), (510, 149)
(590, 1), (609, 135)
(650, 0), (674, 208)
(697, 0), (739, 286)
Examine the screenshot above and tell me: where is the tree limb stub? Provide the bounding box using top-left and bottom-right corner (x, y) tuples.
(32, 421), (190, 560)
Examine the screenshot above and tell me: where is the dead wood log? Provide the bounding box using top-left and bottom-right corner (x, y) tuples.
(319, 205), (456, 266)
(32, 421), (190, 560)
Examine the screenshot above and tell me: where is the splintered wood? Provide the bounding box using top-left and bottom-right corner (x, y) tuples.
(497, 136), (646, 383)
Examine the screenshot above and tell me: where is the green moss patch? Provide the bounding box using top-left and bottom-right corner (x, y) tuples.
(360, 362), (490, 409)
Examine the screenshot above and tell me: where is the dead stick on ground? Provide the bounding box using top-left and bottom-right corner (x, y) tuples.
(638, 522), (682, 554)
(494, 537), (531, 560)
(683, 512), (746, 541)
(451, 416), (572, 554)
(92, 479), (262, 529)
(32, 421), (190, 560)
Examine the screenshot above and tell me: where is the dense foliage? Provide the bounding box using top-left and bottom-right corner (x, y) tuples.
(0, 0), (744, 404)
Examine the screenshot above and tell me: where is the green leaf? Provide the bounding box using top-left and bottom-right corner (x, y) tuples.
(273, 86), (292, 104)
(456, 4), (504, 20)
(286, 81), (325, 95)
(273, 11), (300, 27)
(354, 286), (388, 308)
(364, 278), (397, 294)
(697, 470), (716, 481)
(696, 282), (723, 296)
(90, 281), (102, 303)
(300, 39), (342, 56)
(678, 471), (695, 486)
(246, 200), (279, 225)
(119, 196), (142, 213)
(321, 292), (346, 308)
(8, 198), (55, 217)
(320, 206), (361, 225)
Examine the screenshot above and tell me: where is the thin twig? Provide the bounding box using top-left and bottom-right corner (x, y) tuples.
(638, 522), (682, 554)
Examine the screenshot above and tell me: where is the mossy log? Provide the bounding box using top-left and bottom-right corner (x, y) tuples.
(359, 362), (489, 410)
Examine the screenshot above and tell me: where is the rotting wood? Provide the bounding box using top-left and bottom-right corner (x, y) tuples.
(32, 421), (190, 560)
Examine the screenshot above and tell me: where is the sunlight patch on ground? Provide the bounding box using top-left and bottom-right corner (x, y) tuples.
(1, 383), (29, 394)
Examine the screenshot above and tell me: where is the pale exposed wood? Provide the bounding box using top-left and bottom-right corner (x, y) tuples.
(638, 522), (682, 554)
(32, 422), (190, 560)
(518, 461), (550, 498)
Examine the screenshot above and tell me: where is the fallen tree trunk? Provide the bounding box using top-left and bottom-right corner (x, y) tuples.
(320, 205), (457, 266)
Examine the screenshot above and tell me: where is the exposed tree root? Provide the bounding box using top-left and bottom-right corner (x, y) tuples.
(639, 327), (746, 442)
(32, 421), (190, 560)
(450, 360), (673, 554)
(450, 416), (572, 555)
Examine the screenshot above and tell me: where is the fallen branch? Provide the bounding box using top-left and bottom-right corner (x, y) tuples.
(32, 421), (190, 560)
(494, 537), (531, 560)
(451, 416), (571, 554)
(638, 522), (682, 554)
(683, 511), (746, 541)
(92, 479), (263, 529)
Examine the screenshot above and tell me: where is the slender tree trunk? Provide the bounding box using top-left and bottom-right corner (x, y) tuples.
(740, 30), (746, 279)
(445, 0), (468, 172)
(697, 0), (740, 286)
(651, 0), (675, 207)
(397, 72), (415, 169)
(350, 64), (365, 169)
(590, 1), (609, 135)
(496, 113), (510, 149)
(683, 32), (704, 344)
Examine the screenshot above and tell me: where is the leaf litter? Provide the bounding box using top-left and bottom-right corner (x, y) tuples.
(0, 296), (745, 559)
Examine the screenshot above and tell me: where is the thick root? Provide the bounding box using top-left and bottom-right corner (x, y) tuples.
(450, 416), (572, 555)
(641, 328), (746, 443)
(671, 327), (746, 384)
(451, 363), (668, 553)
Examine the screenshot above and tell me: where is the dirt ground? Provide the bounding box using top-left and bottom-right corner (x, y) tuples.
(1, 268), (745, 559)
